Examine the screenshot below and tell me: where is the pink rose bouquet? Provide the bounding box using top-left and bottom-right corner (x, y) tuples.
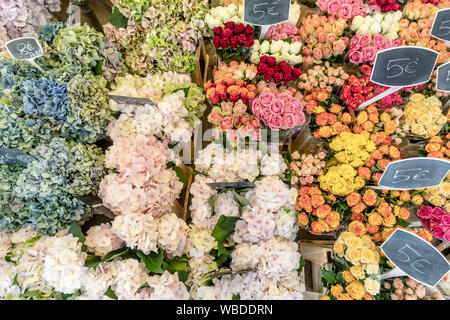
(298, 61), (349, 94)
(380, 277), (444, 300)
(347, 33), (401, 65)
(289, 150), (327, 186)
(207, 99), (262, 141)
(299, 14), (349, 65)
(416, 205), (450, 241)
(316, 0), (369, 20)
(251, 82), (307, 131)
(265, 23), (302, 42)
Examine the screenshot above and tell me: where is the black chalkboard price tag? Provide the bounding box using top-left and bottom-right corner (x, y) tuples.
(381, 229), (450, 287)
(0, 148), (34, 165)
(108, 95), (156, 106)
(431, 8), (450, 42)
(436, 62), (450, 92)
(357, 47), (438, 110)
(207, 182), (256, 190)
(371, 47), (438, 87)
(244, 0), (290, 26)
(6, 37), (43, 61)
(377, 158), (450, 190)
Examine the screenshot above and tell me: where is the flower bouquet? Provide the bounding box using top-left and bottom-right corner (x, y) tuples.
(416, 205), (450, 241)
(212, 22), (255, 63)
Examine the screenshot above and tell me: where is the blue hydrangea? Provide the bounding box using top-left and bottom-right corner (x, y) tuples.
(39, 22), (67, 44)
(22, 78), (70, 121)
(0, 138), (107, 235)
(0, 58), (41, 101)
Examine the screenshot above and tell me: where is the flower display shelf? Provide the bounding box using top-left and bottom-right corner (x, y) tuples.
(191, 39), (210, 89)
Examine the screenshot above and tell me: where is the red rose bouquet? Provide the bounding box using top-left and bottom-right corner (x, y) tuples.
(213, 22), (255, 62)
(368, 0), (402, 12)
(340, 65), (402, 111)
(256, 56), (302, 84)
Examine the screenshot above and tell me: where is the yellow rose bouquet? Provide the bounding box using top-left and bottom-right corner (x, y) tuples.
(401, 94), (447, 139)
(318, 164), (366, 196)
(320, 230), (381, 300)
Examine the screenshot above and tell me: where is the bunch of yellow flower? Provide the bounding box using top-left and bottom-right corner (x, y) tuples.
(326, 231), (381, 299)
(353, 104), (398, 143)
(402, 94), (447, 138)
(329, 132), (377, 168)
(425, 174), (450, 213)
(318, 164), (365, 196)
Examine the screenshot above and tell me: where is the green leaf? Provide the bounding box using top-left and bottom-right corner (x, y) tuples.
(232, 294), (240, 300)
(321, 269), (337, 285)
(172, 166), (188, 189)
(84, 254), (102, 269)
(233, 191), (250, 208)
(68, 223), (85, 244)
(166, 255), (189, 272)
(176, 270), (191, 283)
(12, 275), (19, 287)
(136, 249), (164, 274)
(417, 150), (427, 157)
(297, 256), (306, 273)
(208, 195), (215, 215)
(109, 7), (128, 28)
(101, 247), (129, 263)
(212, 216), (240, 242)
(103, 286), (117, 300)
(396, 218), (410, 228)
(94, 60), (104, 75)
(336, 271), (345, 284)
(217, 242), (233, 257)
(61, 290), (81, 300)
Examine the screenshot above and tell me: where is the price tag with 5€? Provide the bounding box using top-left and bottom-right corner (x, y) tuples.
(357, 47), (438, 110)
(5, 37), (45, 73)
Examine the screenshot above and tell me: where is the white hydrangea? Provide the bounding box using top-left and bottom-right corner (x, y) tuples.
(0, 262), (17, 298)
(137, 271), (190, 300)
(111, 213), (159, 255)
(233, 206), (276, 244)
(0, 232), (12, 261)
(80, 262), (118, 299)
(256, 238), (300, 278)
(188, 254), (219, 288)
(16, 237), (50, 293)
(274, 208), (299, 241)
(188, 175), (216, 228)
(186, 225), (217, 257)
(42, 234), (87, 294)
(9, 226), (38, 244)
(258, 271), (304, 300)
(194, 276), (233, 300)
(230, 243), (258, 272)
(157, 213), (188, 258)
(110, 258), (148, 300)
(247, 176), (296, 212)
(85, 223), (124, 257)
(260, 153), (287, 176)
(214, 191), (240, 218)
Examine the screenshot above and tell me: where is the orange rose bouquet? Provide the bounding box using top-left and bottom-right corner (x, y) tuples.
(346, 189), (426, 243)
(295, 185), (351, 234)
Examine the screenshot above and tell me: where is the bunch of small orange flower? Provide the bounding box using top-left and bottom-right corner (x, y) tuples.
(423, 135), (450, 160)
(307, 99), (353, 140)
(346, 189), (429, 243)
(295, 185), (343, 234)
(352, 104), (398, 146)
(357, 144), (401, 184)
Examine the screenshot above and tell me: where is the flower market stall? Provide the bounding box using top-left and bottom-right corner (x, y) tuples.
(0, 0), (449, 302)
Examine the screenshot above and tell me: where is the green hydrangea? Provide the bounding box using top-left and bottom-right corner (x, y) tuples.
(0, 165), (30, 233)
(112, 0), (152, 20)
(164, 83), (206, 127)
(0, 105), (54, 153)
(62, 73), (112, 143)
(1, 138), (106, 235)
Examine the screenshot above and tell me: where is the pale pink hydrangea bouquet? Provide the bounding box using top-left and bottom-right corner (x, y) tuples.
(99, 134), (183, 217)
